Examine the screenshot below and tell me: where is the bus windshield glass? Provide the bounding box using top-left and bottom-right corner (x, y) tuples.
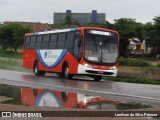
(84, 30), (118, 64)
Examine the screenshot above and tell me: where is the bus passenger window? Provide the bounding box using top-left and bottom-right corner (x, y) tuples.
(36, 36), (42, 49)
(43, 35), (50, 43)
(57, 33), (66, 49)
(49, 34), (58, 49)
(24, 37), (30, 49)
(31, 36), (36, 43)
(30, 36), (36, 49)
(41, 35), (50, 49)
(65, 32), (75, 53)
(36, 36), (43, 43)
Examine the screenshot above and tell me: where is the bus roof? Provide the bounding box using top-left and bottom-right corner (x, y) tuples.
(25, 27), (118, 36)
(25, 28), (77, 36)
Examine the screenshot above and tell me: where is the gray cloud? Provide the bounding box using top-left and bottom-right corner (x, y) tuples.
(0, 0), (160, 23)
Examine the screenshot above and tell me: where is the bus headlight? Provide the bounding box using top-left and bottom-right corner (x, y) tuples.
(82, 64), (93, 68)
(109, 66), (117, 70)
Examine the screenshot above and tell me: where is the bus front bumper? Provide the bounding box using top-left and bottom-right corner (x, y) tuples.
(77, 64), (118, 77)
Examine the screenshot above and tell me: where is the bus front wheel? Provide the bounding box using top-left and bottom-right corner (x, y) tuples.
(62, 64), (73, 79)
(33, 61), (46, 76)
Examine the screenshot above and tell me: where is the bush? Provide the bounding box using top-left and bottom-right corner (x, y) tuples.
(157, 63), (160, 68)
(119, 57), (152, 67)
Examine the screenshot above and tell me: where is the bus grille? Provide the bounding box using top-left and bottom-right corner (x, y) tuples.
(85, 70), (114, 75)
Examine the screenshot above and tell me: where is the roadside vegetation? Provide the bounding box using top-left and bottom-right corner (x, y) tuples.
(119, 57), (154, 67)
(0, 49), (22, 59)
(0, 58), (30, 72)
(0, 24), (32, 53)
(106, 76), (160, 85)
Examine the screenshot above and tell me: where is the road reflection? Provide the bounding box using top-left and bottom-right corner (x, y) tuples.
(21, 88), (118, 110)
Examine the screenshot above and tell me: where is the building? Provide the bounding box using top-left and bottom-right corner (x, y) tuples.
(3, 21), (51, 32)
(54, 10), (106, 24)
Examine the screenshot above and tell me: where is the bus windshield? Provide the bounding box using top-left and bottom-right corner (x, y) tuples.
(84, 30), (118, 65)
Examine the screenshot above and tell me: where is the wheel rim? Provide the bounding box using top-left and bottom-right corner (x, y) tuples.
(65, 67), (69, 78)
(34, 64), (38, 74)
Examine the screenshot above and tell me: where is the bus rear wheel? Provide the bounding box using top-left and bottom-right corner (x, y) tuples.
(92, 75), (102, 81)
(62, 64), (73, 79)
(33, 61), (46, 76)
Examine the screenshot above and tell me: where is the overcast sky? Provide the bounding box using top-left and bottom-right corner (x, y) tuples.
(0, 0), (160, 24)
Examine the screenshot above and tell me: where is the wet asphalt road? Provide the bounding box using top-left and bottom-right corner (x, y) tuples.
(0, 69), (160, 104)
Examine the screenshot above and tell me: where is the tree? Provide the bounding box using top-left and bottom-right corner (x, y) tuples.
(81, 21), (112, 29)
(62, 16), (80, 28)
(143, 16), (160, 55)
(152, 16), (160, 53)
(49, 23), (64, 29)
(50, 16), (80, 29)
(0, 24), (33, 53)
(142, 22), (154, 47)
(113, 18), (137, 56)
(135, 22), (144, 41)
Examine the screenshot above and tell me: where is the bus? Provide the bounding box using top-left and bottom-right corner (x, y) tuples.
(22, 27), (119, 81)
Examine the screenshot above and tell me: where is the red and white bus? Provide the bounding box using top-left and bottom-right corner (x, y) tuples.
(22, 27), (119, 81)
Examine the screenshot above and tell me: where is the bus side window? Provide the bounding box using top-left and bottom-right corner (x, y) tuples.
(65, 32), (75, 54)
(42, 34), (50, 49)
(74, 32), (82, 61)
(36, 35), (42, 50)
(30, 36), (36, 49)
(49, 34), (58, 49)
(57, 33), (66, 49)
(24, 37), (30, 49)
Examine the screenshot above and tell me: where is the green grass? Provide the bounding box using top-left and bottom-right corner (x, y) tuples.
(119, 57), (154, 67)
(105, 76), (160, 85)
(0, 84), (21, 105)
(0, 59), (31, 72)
(0, 49), (22, 59)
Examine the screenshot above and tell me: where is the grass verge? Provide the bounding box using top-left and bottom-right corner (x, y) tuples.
(105, 76), (160, 85)
(0, 50), (22, 59)
(0, 59), (31, 72)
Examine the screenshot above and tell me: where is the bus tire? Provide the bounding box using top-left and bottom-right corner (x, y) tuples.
(62, 63), (73, 79)
(33, 61), (46, 76)
(93, 75), (102, 81)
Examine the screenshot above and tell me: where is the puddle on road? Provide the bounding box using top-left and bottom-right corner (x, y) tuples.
(21, 87), (118, 110)
(0, 84), (151, 110)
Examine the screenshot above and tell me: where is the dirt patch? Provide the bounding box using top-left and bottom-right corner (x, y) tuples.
(0, 96), (12, 103)
(118, 67), (160, 80)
